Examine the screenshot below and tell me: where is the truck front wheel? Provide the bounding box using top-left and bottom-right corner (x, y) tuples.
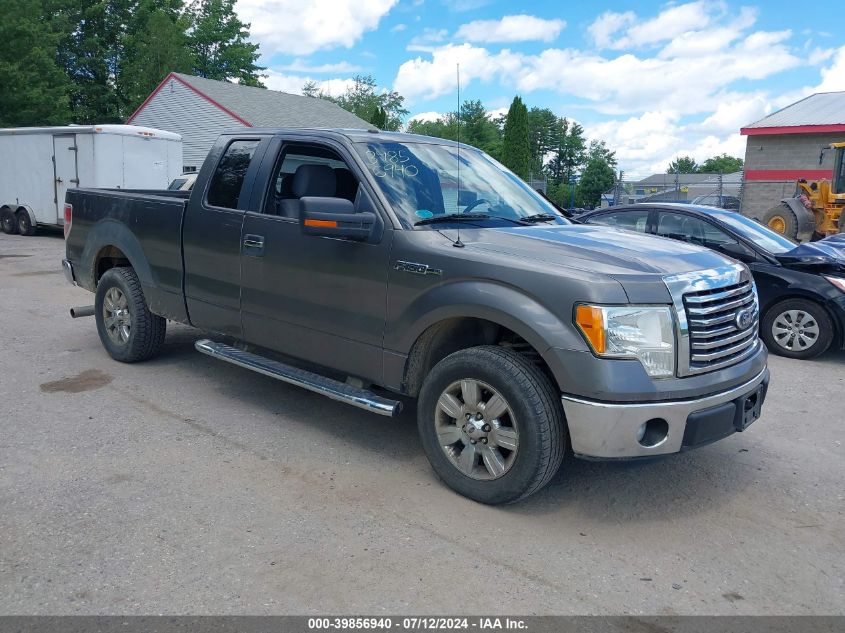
(95, 267), (166, 363)
(417, 346), (565, 504)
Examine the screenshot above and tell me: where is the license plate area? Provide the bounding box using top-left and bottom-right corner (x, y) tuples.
(736, 385), (764, 431)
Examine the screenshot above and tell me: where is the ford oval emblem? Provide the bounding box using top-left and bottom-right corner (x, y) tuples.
(735, 308), (754, 330)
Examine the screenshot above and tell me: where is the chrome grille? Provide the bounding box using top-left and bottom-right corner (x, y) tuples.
(683, 280), (759, 373)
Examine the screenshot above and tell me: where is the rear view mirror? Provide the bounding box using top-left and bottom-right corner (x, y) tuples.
(300, 197), (375, 241)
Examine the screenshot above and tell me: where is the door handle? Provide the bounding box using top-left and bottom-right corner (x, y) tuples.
(56, 177), (63, 183)
(243, 234), (265, 256)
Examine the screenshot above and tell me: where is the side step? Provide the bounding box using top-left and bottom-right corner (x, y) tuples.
(194, 339), (402, 417)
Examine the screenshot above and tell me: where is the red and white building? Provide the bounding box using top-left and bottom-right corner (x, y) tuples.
(740, 91), (845, 218)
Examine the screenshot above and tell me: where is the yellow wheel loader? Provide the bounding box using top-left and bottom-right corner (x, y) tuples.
(762, 142), (845, 242)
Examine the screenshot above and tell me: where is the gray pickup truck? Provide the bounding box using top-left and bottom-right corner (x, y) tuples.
(63, 128), (769, 503)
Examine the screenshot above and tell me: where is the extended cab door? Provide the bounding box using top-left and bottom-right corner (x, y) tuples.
(183, 136), (269, 336)
(238, 137), (394, 384)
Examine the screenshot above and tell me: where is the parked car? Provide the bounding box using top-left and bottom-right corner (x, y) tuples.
(167, 172), (197, 191)
(63, 130), (769, 504)
(691, 194), (741, 210)
(0, 125), (182, 236)
(580, 203), (845, 359)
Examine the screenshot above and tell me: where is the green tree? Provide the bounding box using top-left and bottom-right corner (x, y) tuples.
(527, 107), (557, 176)
(189, 0), (264, 86)
(586, 139), (617, 168)
(545, 117), (586, 186)
(53, 0), (132, 123)
(406, 115), (459, 140)
(667, 155), (699, 174)
(501, 96), (530, 180)
(698, 153), (743, 173)
(0, 0), (70, 126)
(305, 75), (408, 131)
(578, 157), (616, 208)
(121, 0), (193, 112)
(458, 100), (501, 157)
(368, 106), (388, 129)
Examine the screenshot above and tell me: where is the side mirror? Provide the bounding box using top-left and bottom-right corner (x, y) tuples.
(300, 197), (375, 241)
(718, 241), (757, 263)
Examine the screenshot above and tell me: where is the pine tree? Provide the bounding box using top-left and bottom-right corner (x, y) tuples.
(501, 96), (530, 180)
(0, 0), (70, 126)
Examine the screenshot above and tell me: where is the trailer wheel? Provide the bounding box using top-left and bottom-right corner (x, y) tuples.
(95, 267), (166, 363)
(1, 208), (18, 234)
(16, 210), (36, 236)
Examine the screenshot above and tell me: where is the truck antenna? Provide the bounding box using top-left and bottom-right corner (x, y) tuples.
(453, 63), (465, 248)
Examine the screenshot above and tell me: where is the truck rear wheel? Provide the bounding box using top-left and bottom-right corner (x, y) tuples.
(95, 267), (166, 363)
(417, 345), (565, 504)
(762, 203), (798, 239)
(1, 208), (18, 234)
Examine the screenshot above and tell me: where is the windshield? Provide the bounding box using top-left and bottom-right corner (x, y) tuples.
(716, 212), (796, 254)
(353, 141), (568, 229)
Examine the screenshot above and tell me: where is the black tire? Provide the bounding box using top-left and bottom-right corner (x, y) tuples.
(16, 210), (37, 236)
(1, 208), (18, 234)
(95, 267), (166, 363)
(761, 298), (833, 360)
(417, 345), (565, 504)
(762, 203), (798, 240)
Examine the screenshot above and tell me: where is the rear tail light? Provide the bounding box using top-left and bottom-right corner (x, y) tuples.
(63, 203), (72, 239)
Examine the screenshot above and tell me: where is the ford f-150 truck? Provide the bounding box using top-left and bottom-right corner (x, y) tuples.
(63, 128), (769, 504)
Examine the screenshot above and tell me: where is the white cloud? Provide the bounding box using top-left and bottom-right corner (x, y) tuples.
(817, 45), (845, 92)
(276, 60), (364, 74)
(455, 15), (566, 43)
(408, 111), (442, 123)
(407, 28), (449, 52)
(391, 23), (407, 33)
(262, 70), (357, 97)
(236, 0), (397, 56)
(394, 32), (801, 115)
(589, 2), (718, 50)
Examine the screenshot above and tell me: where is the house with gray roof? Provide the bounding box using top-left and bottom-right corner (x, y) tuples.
(739, 91), (845, 218)
(127, 72), (370, 171)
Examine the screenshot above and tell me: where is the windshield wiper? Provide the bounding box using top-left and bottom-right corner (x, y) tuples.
(414, 213), (491, 226)
(518, 213), (559, 224)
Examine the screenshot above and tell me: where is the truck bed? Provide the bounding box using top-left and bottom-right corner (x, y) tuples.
(64, 188), (189, 321)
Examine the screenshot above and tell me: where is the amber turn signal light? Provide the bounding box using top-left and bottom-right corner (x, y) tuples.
(575, 305), (606, 354)
(304, 219), (338, 228)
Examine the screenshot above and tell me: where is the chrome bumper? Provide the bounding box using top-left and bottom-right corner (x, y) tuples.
(61, 259), (76, 286)
(562, 368), (769, 459)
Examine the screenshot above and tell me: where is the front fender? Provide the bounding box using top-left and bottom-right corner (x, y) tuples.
(385, 279), (589, 388)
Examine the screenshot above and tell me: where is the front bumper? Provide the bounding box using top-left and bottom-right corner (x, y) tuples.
(562, 368), (769, 459)
(62, 259), (76, 286)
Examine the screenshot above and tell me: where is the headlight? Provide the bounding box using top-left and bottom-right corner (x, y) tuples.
(575, 305), (676, 378)
(823, 275), (845, 293)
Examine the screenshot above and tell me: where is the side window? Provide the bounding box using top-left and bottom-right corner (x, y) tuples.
(263, 144), (360, 217)
(206, 140), (260, 209)
(588, 209), (649, 232)
(656, 212), (733, 249)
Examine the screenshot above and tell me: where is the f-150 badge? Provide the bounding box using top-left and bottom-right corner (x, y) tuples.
(394, 261), (443, 276)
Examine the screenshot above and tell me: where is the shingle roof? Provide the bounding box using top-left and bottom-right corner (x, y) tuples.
(742, 91), (845, 131)
(173, 73), (370, 129)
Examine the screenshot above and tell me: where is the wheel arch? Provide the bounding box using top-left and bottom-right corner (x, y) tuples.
(394, 283), (583, 396)
(80, 219), (156, 294)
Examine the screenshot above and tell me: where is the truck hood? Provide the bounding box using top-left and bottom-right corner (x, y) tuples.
(460, 224), (734, 276)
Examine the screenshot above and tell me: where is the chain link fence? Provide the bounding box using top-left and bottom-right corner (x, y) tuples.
(600, 171), (744, 211)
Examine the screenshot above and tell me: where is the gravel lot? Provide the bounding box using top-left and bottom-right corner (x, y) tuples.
(1, 231), (843, 615)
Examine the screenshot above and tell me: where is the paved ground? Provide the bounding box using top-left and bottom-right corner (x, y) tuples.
(0, 231), (843, 616)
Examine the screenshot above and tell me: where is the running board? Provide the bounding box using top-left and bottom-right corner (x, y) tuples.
(194, 339), (402, 417)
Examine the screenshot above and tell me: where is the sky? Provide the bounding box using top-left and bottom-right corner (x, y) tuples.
(234, 0), (845, 178)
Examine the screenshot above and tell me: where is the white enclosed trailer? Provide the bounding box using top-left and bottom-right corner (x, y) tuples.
(0, 124), (182, 235)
